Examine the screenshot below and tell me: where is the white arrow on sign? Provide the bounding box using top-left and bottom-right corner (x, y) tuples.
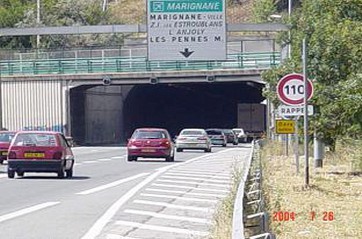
(278, 105), (314, 116)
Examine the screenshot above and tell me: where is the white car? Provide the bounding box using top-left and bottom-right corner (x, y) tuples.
(175, 128), (212, 152)
(232, 128), (248, 143)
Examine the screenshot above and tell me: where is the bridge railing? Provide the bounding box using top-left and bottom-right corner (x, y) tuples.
(0, 52), (280, 76)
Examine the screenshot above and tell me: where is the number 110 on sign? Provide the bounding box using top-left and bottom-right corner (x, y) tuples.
(277, 73), (314, 106)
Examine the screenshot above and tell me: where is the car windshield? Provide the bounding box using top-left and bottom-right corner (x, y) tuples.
(180, 130), (203, 136)
(14, 133), (57, 146)
(223, 130), (233, 135)
(0, 132), (16, 143)
(132, 131), (167, 139)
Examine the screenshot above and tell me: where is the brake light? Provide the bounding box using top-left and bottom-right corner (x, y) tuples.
(161, 140), (171, 148)
(53, 151), (62, 159)
(8, 151), (16, 159)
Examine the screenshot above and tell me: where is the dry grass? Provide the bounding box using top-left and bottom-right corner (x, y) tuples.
(262, 140), (362, 239)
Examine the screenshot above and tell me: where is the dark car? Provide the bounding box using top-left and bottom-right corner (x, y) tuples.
(0, 131), (16, 164)
(205, 128), (227, 147)
(7, 131), (75, 179)
(127, 128), (175, 162)
(222, 129), (238, 145)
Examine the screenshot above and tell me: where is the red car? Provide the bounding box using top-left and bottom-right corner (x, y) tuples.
(127, 128), (175, 162)
(0, 131), (17, 164)
(7, 131), (75, 179)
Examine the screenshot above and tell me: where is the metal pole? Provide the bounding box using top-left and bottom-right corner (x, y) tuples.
(0, 70), (3, 130)
(36, 0), (40, 48)
(288, 0), (292, 58)
(295, 116), (299, 174)
(303, 38), (309, 186)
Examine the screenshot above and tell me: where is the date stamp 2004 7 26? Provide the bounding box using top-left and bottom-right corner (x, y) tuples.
(273, 211), (335, 222)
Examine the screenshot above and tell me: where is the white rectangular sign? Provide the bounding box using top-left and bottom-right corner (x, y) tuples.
(147, 0), (226, 61)
(278, 105), (314, 116)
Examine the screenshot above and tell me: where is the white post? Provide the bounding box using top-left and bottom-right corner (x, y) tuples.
(36, 0), (41, 48)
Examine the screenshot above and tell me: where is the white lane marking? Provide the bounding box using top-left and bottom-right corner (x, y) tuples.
(91, 150), (99, 152)
(74, 163), (82, 166)
(152, 183), (229, 193)
(111, 156), (125, 159)
(157, 179), (230, 188)
(146, 188), (225, 198)
(140, 193), (217, 203)
(160, 175), (230, 184)
(106, 234), (138, 239)
(83, 161), (99, 164)
(81, 149), (232, 239)
(97, 158), (112, 162)
(0, 174), (7, 178)
(165, 172), (230, 180)
(77, 173), (149, 195)
(133, 200), (211, 212)
(0, 202), (60, 223)
(115, 220), (208, 236)
(124, 209), (211, 224)
(168, 169), (230, 176)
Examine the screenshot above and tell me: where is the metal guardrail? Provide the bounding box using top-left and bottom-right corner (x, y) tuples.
(232, 141), (276, 239)
(0, 52), (280, 76)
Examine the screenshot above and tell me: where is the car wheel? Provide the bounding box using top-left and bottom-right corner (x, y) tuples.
(176, 148), (183, 152)
(0, 159), (3, 164)
(166, 155), (174, 162)
(57, 170), (65, 179)
(205, 148), (212, 153)
(66, 168), (73, 178)
(17, 171), (24, 177)
(8, 169), (15, 179)
(233, 141), (238, 145)
(127, 156), (137, 161)
(222, 143), (227, 147)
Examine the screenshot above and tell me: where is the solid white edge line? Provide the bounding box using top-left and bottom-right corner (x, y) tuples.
(0, 202), (60, 223)
(124, 209), (211, 224)
(81, 149), (232, 239)
(115, 220), (208, 236)
(77, 173), (149, 195)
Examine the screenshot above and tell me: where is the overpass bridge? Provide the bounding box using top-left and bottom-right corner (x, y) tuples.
(0, 36), (282, 145)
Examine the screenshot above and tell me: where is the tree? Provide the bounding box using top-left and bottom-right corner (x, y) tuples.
(261, 0), (362, 149)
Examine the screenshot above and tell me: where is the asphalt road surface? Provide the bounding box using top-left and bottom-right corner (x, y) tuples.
(0, 144), (252, 239)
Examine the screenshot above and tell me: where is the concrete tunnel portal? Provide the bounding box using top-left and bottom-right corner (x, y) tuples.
(70, 82), (265, 145)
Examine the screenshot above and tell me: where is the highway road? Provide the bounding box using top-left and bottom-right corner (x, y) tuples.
(0, 145), (252, 239)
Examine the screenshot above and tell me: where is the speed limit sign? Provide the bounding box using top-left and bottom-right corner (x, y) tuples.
(277, 73), (314, 105)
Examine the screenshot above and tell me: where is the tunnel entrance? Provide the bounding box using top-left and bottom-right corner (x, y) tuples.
(70, 82), (265, 145)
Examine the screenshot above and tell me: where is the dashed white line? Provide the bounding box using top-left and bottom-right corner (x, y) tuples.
(111, 156), (125, 159)
(97, 158), (112, 162)
(115, 220), (208, 236)
(151, 183), (229, 193)
(124, 209), (211, 224)
(0, 202), (60, 223)
(133, 200), (211, 212)
(140, 193), (217, 203)
(76, 173), (149, 195)
(83, 161), (99, 164)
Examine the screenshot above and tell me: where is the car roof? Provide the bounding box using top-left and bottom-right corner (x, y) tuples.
(134, 128), (168, 132)
(180, 128), (205, 131)
(15, 131), (61, 135)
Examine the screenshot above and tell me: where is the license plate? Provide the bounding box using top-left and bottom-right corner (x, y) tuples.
(1, 151), (7, 156)
(24, 152), (45, 158)
(141, 149), (156, 152)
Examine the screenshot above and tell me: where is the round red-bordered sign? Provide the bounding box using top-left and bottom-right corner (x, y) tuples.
(277, 73), (314, 106)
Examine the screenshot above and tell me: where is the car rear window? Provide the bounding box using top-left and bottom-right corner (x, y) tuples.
(132, 131), (167, 139)
(0, 132), (16, 142)
(14, 133), (58, 147)
(180, 130), (203, 136)
(206, 130), (222, 135)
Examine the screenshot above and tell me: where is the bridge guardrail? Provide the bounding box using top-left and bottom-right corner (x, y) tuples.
(232, 140), (276, 239)
(0, 52), (280, 76)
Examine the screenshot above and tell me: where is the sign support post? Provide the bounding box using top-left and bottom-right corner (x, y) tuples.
(303, 38), (309, 187)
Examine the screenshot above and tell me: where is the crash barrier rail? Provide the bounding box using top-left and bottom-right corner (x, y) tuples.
(0, 52), (280, 76)
(232, 140), (276, 239)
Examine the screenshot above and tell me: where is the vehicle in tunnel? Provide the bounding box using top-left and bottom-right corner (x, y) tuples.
(0, 131), (17, 164)
(222, 129), (238, 145)
(206, 129), (227, 147)
(7, 131), (75, 179)
(175, 128), (212, 153)
(127, 128), (175, 162)
(232, 128), (248, 143)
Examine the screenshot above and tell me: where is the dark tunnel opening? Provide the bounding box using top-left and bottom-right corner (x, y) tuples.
(70, 82), (265, 145)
